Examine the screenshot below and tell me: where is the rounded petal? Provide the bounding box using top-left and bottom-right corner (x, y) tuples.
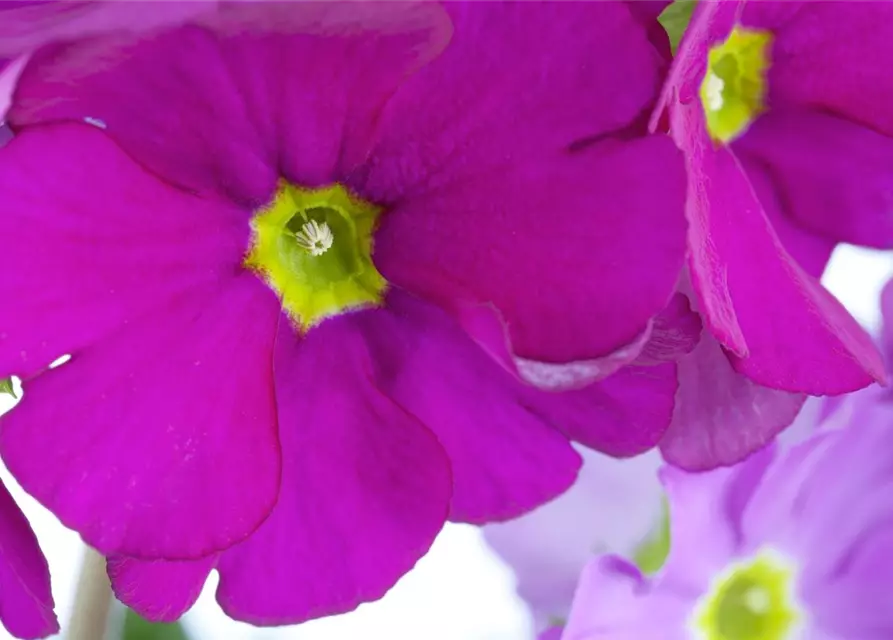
(10, 2), (450, 205)
(0, 1), (217, 56)
(0, 480), (57, 639)
(562, 556), (692, 640)
(108, 556), (215, 623)
(358, 1), (669, 202)
(0, 124), (250, 380)
(735, 110), (893, 250)
(356, 290), (581, 523)
(660, 327), (806, 470)
(215, 317), (452, 625)
(528, 363), (679, 458)
(367, 136), (686, 364)
(0, 276), (282, 559)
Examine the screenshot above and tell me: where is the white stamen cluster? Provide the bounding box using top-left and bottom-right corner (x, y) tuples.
(742, 587), (771, 614)
(294, 220), (334, 256)
(705, 72), (725, 111)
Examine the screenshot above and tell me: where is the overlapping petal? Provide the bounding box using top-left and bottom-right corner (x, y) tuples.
(215, 317), (452, 624)
(0, 275), (282, 559)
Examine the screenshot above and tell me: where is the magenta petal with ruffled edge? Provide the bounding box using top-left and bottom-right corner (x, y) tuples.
(0, 125), (251, 380)
(0, 275), (281, 559)
(214, 315), (452, 625)
(0, 1), (217, 56)
(660, 328), (805, 470)
(0, 481), (57, 639)
(10, 2), (450, 206)
(657, 0), (883, 394)
(108, 556), (215, 623)
(356, 290), (581, 523)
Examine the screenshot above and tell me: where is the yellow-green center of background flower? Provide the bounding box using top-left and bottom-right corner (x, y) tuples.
(692, 549), (803, 640)
(700, 26), (772, 143)
(245, 182), (387, 330)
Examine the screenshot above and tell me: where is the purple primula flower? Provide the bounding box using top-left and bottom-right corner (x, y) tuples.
(561, 417), (893, 640)
(484, 449), (664, 632)
(0, 2), (690, 624)
(651, 0), (889, 468)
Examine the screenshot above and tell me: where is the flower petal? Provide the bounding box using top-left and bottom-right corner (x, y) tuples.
(10, 2), (450, 205)
(765, 2), (893, 138)
(0, 124), (249, 380)
(659, 328), (806, 470)
(659, 444), (776, 589)
(107, 556), (215, 623)
(673, 98), (883, 393)
(356, 290), (581, 523)
(528, 364), (679, 458)
(735, 110), (893, 250)
(366, 136), (686, 364)
(561, 556), (691, 640)
(0, 480), (57, 639)
(0, 275), (281, 559)
(215, 315), (452, 625)
(484, 449), (663, 628)
(0, 1), (216, 56)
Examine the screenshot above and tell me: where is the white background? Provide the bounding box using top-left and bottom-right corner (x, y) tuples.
(1, 244), (890, 640)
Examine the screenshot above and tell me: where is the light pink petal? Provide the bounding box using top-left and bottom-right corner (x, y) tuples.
(355, 291), (581, 523)
(215, 315), (452, 625)
(0, 481), (57, 639)
(366, 136), (686, 364)
(11, 2), (450, 204)
(0, 1), (217, 56)
(484, 449), (663, 628)
(0, 124), (249, 380)
(561, 556), (691, 640)
(107, 556), (215, 623)
(673, 99), (882, 393)
(0, 276), (281, 559)
(659, 445), (776, 590)
(660, 328), (806, 470)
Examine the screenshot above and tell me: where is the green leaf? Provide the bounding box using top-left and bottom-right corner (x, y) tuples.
(0, 378), (16, 399)
(659, 0), (698, 54)
(632, 499), (671, 576)
(122, 609), (190, 640)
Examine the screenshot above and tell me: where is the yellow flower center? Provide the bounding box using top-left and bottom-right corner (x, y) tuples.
(244, 182), (387, 330)
(700, 26), (772, 143)
(691, 549), (804, 640)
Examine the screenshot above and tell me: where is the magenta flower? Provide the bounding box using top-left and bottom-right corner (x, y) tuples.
(0, 2), (689, 623)
(561, 417), (893, 640)
(651, 0), (888, 467)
